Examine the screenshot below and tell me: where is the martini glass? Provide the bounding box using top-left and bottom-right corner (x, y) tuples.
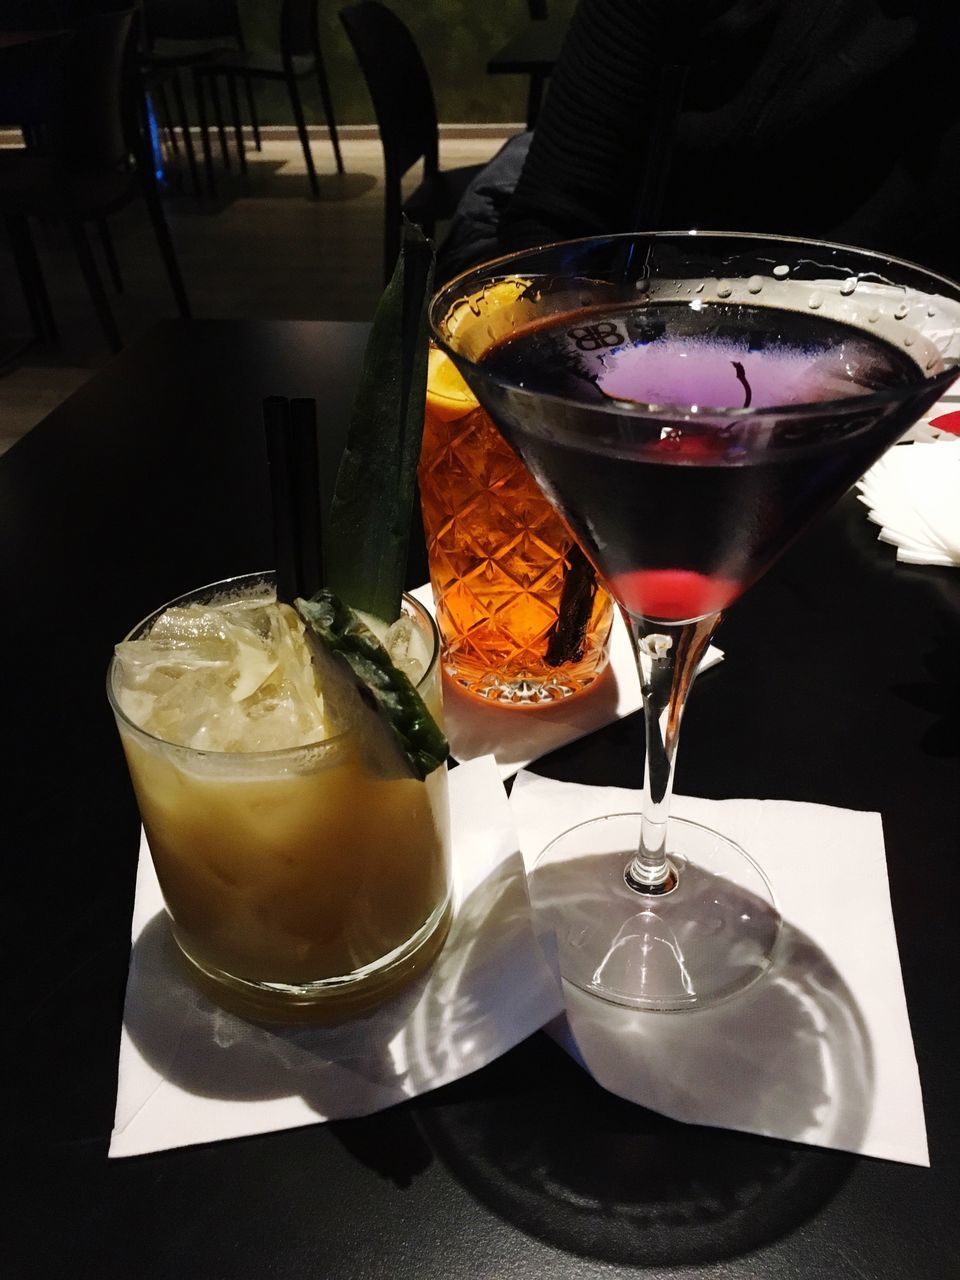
(430, 231), (960, 1012)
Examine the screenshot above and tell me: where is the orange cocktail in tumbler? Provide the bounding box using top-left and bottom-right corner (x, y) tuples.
(420, 347), (613, 705)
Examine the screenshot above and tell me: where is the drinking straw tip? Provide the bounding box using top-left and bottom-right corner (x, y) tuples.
(289, 398), (323, 599)
(263, 396), (299, 603)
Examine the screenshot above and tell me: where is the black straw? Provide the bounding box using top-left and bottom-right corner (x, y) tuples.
(288, 397), (323, 598)
(263, 396), (299, 603)
(263, 395), (323, 603)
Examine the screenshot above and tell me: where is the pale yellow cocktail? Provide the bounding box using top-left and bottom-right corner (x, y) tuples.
(108, 574), (451, 1022)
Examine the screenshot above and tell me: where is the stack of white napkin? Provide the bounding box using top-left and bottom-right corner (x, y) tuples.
(857, 439), (960, 567)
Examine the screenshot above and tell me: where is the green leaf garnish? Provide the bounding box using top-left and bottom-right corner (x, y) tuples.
(296, 589), (449, 782)
(325, 222), (435, 621)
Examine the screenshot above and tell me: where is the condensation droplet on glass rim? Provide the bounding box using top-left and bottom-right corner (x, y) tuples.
(894, 302), (909, 320)
(772, 264), (789, 278)
(904, 333), (915, 347)
(867, 307), (881, 323)
(927, 306), (937, 318)
(747, 275), (763, 294)
(716, 280), (732, 298)
(808, 291), (824, 310)
(840, 278), (858, 296)
(695, 282), (705, 293)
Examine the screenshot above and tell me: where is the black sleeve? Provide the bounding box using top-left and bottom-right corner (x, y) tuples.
(496, 0), (960, 281)
(497, 0), (672, 250)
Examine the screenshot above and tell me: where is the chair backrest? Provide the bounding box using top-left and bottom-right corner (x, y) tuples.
(339, 1), (438, 180)
(143, 0), (242, 44)
(282, 0), (318, 59)
(54, 9), (137, 172)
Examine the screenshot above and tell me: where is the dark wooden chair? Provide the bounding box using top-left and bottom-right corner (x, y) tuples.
(339, 0), (483, 281)
(142, 0), (255, 195)
(194, 0), (344, 199)
(141, 57), (200, 193)
(0, 9), (191, 353)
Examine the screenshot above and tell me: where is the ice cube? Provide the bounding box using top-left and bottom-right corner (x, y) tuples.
(383, 613), (413, 658)
(116, 687), (157, 730)
(230, 632), (279, 702)
(148, 668), (240, 748)
(115, 599), (329, 751)
(116, 604), (239, 690)
(148, 605), (233, 643)
(383, 614), (424, 685)
(113, 647), (190, 698)
(260, 608), (322, 709)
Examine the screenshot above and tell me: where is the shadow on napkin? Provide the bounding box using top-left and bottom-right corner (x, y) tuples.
(119, 847), (551, 1123)
(415, 843), (874, 1268)
(417, 1029), (859, 1269)
(556, 918), (874, 1150)
(416, 910), (872, 1268)
(523, 847), (873, 1151)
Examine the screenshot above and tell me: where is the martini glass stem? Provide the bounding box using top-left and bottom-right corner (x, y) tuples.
(623, 610), (722, 894)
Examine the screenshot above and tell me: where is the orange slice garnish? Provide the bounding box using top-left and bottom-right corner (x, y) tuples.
(425, 346), (477, 422)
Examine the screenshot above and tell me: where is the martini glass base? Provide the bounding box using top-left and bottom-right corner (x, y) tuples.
(529, 814), (781, 1012)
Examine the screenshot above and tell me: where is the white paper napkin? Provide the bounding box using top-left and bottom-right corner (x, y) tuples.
(109, 756), (563, 1158)
(411, 585), (722, 779)
(509, 771), (928, 1167)
(857, 439), (960, 566)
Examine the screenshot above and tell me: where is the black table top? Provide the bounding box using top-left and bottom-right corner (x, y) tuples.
(4, 319), (959, 1280)
(0, 27), (65, 49)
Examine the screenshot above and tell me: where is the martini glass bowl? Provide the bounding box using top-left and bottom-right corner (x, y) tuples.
(430, 231), (960, 1012)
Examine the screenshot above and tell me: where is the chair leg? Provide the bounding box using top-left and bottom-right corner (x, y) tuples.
(226, 73), (247, 176)
(314, 52), (344, 175)
(140, 178), (192, 320)
(97, 219), (123, 293)
(286, 73), (319, 198)
(243, 73), (261, 151)
(68, 220), (122, 353)
(153, 81), (180, 159)
(171, 72), (201, 197)
(5, 213), (58, 344)
(193, 70), (217, 195)
(209, 75), (231, 172)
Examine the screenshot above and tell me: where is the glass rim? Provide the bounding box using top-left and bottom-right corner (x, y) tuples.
(429, 228), (960, 421)
(106, 572), (441, 762)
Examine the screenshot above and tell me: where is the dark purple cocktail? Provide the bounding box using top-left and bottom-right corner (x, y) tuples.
(484, 301), (937, 622)
(432, 233), (960, 1010)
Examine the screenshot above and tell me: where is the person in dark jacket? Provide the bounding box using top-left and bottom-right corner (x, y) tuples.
(439, 0), (960, 282)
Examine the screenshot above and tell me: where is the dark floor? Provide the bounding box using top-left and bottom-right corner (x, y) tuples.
(0, 132), (508, 455)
